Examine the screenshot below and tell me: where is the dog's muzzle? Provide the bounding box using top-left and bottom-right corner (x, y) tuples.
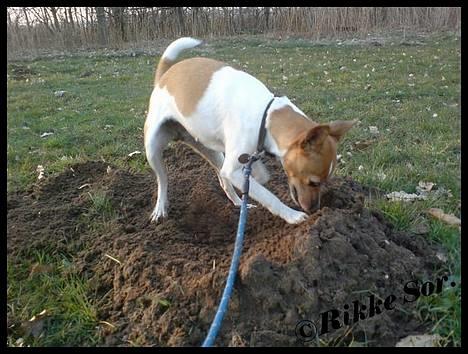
(290, 184), (321, 213)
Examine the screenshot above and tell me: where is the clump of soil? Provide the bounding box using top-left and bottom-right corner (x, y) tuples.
(7, 143), (442, 347)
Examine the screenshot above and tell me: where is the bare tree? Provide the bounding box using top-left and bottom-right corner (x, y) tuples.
(48, 7), (61, 32)
(67, 7), (74, 29)
(176, 7), (185, 35)
(95, 7), (108, 46)
(7, 7), (461, 55)
(111, 7), (127, 42)
(264, 7), (270, 30)
(239, 7), (244, 32)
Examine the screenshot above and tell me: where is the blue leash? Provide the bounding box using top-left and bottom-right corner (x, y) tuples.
(202, 153), (259, 347)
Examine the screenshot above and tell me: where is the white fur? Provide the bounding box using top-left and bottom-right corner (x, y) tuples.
(161, 37), (202, 61)
(145, 38), (309, 224)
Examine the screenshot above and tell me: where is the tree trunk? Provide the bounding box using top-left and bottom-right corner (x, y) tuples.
(265, 7), (271, 31)
(192, 7), (199, 36)
(22, 7), (34, 46)
(73, 7), (80, 30)
(111, 7), (127, 42)
(239, 7), (244, 33)
(84, 7), (90, 41)
(40, 7), (55, 35)
(49, 7), (61, 31)
(22, 8), (31, 31)
(68, 7), (75, 29)
(95, 7), (108, 46)
(176, 7), (185, 35)
(7, 8), (12, 26)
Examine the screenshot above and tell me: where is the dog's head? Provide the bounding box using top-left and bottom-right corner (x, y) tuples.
(282, 120), (355, 213)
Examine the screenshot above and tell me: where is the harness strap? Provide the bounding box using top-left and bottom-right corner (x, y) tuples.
(256, 97), (276, 154)
(238, 96), (276, 164)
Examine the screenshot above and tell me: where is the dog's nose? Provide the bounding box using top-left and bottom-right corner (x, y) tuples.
(308, 203), (320, 213)
(300, 200), (315, 214)
(302, 197), (320, 214)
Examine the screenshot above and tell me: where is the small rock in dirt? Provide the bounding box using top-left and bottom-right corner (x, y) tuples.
(54, 90), (66, 97)
(123, 225), (137, 234)
(36, 165), (45, 180)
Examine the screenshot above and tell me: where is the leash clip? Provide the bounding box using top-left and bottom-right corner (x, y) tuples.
(238, 153), (251, 164)
(238, 151), (263, 165)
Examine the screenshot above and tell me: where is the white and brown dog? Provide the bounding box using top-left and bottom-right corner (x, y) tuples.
(144, 37), (355, 224)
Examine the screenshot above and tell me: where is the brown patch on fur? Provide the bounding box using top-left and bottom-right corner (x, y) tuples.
(283, 137), (336, 181)
(328, 120), (356, 141)
(269, 106), (316, 151)
(270, 110), (342, 212)
(283, 136), (337, 211)
(158, 57), (226, 117)
(300, 125), (330, 152)
(154, 58), (175, 86)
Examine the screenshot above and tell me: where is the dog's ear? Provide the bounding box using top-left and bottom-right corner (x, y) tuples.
(300, 125), (330, 151)
(328, 120), (356, 141)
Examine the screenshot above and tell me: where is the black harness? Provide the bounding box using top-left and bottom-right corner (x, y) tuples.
(238, 96), (276, 164)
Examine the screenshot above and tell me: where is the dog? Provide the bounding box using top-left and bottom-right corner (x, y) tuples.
(144, 37), (355, 224)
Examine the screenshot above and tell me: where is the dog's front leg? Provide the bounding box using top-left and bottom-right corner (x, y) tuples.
(221, 164), (308, 224)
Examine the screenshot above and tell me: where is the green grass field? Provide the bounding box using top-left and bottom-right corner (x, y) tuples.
(7, 33), (460, 346)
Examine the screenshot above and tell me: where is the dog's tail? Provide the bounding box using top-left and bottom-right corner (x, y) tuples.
(154, 37), (202, 86)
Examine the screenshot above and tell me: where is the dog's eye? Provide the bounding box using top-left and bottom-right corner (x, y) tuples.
(308, 180), (321, 187)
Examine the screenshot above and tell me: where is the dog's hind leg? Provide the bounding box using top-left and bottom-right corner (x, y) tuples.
(145, 120), (175, 223)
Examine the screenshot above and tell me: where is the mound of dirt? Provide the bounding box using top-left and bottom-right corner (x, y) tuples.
(7, 143), (443, 347)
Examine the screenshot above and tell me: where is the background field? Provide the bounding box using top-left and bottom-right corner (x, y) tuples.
(7, 32), (460, 346)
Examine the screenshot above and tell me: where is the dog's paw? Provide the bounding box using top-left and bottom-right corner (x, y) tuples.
(284, 210), (309, 224)
(150, 208), (167, 223)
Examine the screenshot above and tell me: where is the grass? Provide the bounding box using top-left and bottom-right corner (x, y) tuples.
(7, 249), (100, 346)
(86, 190), (116, 220)
(7, 32), (460, 346)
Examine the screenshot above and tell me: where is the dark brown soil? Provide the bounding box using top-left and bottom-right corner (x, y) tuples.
(7, 143), (442, 347)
